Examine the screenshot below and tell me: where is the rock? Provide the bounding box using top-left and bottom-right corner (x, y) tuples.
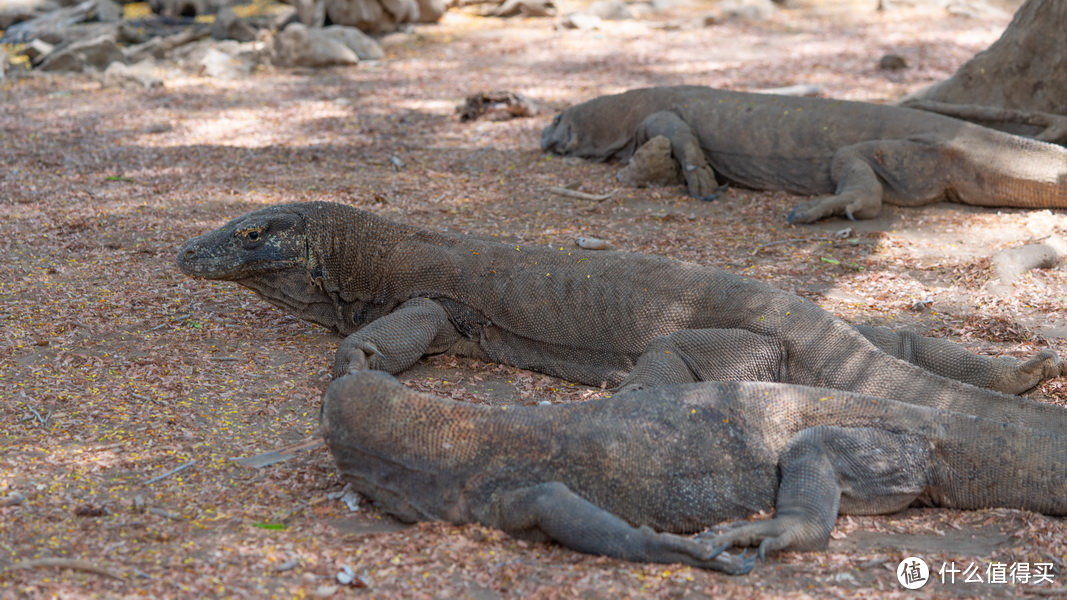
(557, 11), (601, 29)
(755, 83), (822, 96)
(575, 236), (612, 250)
(124, 25), (210, 62)
(414, 0), (446, 22)
(487, 0), (556, 17)
(325, 0), (419, 34)
(23, 38), (56, 65)
(0, 0), (54, 30)
(198, 46), (252, 78)
(0, 0), (95, 44)
(273, 22), (359, 67)
(321, 25), (385, 60)
(211, 6), (258, 42)
(38, 33), (126, 72)
(589, 0), (631, 19)
(94, 0), (122, 21)
(617, 136), (682, 188)
(167, 38), (262, 76)
(101, 60), (164, 89)
(37, 21), (120, 46)
(149, 0), (221, 17)
(879, 53), (908, 70)
(719, 0), (776, 20)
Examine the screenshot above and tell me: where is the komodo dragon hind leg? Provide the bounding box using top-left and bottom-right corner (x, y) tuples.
(618, 328), (783, 393)
(635, 111), (721, 200)
(854, 325), (1066, 394)
(489, 482), (756, 574)
(332, 297), (462, 378)
(786, 140), (948, 224)
(787, 143), (887, 224)
(701, 427), (929, 558)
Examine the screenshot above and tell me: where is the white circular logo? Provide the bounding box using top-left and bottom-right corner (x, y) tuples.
(897, 556), (931, 589)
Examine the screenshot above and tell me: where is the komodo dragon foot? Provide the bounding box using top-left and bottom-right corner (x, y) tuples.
(991, 349), (1065, 395)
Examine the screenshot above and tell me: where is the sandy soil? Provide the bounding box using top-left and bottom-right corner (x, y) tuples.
(1, 2), (1065, 598)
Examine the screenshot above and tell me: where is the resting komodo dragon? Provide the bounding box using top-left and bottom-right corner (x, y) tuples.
(540, 86), (1067, 223)
(322, 371), (1067, 573)
(177, 201), (1067, 434)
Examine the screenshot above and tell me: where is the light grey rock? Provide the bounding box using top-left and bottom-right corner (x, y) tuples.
(38, 32), (126, 71)
(321, 25), (385, 60)
(590, 0), (632, 20)
(558, 11), (601, 29)
(0, 0), (94, 44)
(325, 0), (418, 34)
(211, 6), (258, 42)
(273, 22), (359, 67)
(101, 60), (164, 89)
(24, 38), (56, 64)
(720, 0), (776, 20)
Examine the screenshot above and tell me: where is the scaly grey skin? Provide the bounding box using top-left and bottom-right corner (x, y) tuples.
(321, 371), (1067, 572)
(176, 202), (1067, 434)
(540, 86), (1067, 223)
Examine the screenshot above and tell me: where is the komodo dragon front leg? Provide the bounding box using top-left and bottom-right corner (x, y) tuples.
(332, 297), (463, 378)
(635, 111), (722, 200)
(854, 324), (1065, 394)
(487, 482), (755, 574)
(786, 140), (946, 224)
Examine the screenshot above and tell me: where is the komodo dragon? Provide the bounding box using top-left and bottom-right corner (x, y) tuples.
(176, 201), (1067, 434)
(540, 86), (1067, 223)
(322, 371), (1067, 572)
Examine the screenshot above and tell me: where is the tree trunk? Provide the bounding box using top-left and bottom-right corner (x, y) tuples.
(903, 0), (1067, 143)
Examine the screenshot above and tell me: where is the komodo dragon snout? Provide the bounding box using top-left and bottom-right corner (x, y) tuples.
(177, 208), (307, 280)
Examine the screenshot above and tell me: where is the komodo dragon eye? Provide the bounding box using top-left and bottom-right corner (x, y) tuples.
(236, 227), (266, 246)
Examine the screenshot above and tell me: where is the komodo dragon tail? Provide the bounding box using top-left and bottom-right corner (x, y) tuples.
(949, 128), (1067, 208)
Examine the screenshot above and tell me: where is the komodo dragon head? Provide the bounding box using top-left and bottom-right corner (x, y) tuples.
(177, 203), (347, 329)
(541, 89), (655, 161)
(177, 204), (309, 281)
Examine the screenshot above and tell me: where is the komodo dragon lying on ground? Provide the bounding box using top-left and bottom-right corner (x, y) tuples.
(540, 86), (1067, 223)
(177, 202), (1067, 434)
(322, 371), (1067, 573)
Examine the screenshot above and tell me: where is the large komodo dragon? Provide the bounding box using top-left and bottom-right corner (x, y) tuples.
(177, 202), (1067, 434)
(322, 371), (1067, 573)
(540, 85), (1067, 223)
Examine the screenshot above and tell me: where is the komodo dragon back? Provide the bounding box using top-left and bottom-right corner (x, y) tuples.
(178, 201), (1067, 436)
(321, 371), (1067, 572)
(542, 86), (1067, 222)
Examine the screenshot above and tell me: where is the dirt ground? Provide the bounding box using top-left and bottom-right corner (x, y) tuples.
(2, 2), (1065, 598)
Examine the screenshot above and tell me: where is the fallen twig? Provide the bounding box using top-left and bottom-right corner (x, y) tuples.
(546, 187), (616, 202)
(142, 460), (197, 485)
(207, 356), (241, 361)
(147, 507), (183, 520)
(5, 557), (123, 580)
(232, 438), (326, 468)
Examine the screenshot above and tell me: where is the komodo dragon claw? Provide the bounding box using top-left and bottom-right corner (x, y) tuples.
(698, 183), (731, 202)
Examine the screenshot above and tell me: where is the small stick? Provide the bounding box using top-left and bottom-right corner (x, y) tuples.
(142, 460), (197, 485)
(546, 187), (617, 202)
(5, 557), (123, 580)
(751, 234), (840, 253)
(207, 356), (241, 361)
(147, 507), (183, 520)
